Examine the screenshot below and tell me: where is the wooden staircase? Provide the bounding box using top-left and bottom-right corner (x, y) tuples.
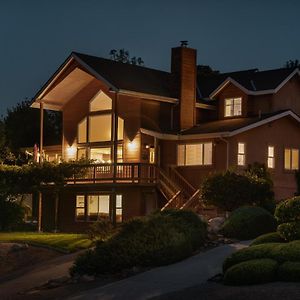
(157, 166), (202, 211)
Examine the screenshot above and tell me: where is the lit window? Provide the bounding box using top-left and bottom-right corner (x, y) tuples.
(75, 195), (85, 221)
(90, 91), (112, 111)
(90, 147), (111, 163)
(77, 148), (86, 160)
(177, 143), (212, 166)
(225, 98), (242, 117)
(87, 195), (110, 221)
(78, 118), (87, 143)
(118, 117), (124, 140)
(117, 145), (123, 162)
(89, 114), (111, 142)
(237, 143), (245, 166)
(285, 148), (299, 170)
(267, 146), (275, 169)
(149, 147), (155, 164)
(116, 195), (122, 223)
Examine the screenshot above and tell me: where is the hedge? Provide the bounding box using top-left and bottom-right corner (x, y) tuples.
(278, 222), (300, 242)
(277, 261), (300, 282)
(275, 196), (300, 224)
(250, 232), (286, 246)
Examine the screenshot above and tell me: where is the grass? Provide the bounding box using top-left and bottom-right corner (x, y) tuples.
(0, 232), (92, 253)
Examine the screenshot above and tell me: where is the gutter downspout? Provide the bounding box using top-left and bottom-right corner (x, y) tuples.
(219, 136), (229, 170)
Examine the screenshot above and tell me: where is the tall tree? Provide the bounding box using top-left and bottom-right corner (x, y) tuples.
(109, 49), (144, 66)
(285, 59), (299, 69)
(4, 99), (62, 151)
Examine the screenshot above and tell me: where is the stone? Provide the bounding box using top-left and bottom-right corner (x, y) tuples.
(9, 243), (29, 253)
(207, 217), (225, 234)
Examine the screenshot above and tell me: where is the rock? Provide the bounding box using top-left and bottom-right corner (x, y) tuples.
(9, 243), (29, 253)
(207, 217), (225, 234)
(44, 276), (70, 289)
(79, 274), (95, 282)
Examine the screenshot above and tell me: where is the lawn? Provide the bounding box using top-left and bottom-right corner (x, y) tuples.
(0, 232), (92, 253)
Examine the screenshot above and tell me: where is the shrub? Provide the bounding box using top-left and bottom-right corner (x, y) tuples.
(278, 261), (300, 282)
(223, 240), (300, 272)
(221, 206), (277, 240)
(0, 195), (24, 231)
(275, 196), (300, 224)
(224, 258), (278, 285)
(71, 210), (207, 276)
(87, 219), (114, 241)
(201, 168), (274, 212)
(278, 222), (300, 241)
(250, 232), (286, 246)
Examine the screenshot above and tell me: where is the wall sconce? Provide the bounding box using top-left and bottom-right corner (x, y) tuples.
(66, 145), (77, 157)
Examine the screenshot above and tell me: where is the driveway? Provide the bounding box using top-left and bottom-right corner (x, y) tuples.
(69, 241), (250, 300)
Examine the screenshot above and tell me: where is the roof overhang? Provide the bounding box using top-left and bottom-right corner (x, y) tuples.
(141, 110), (300, 140)
(209, 68), (300, 98)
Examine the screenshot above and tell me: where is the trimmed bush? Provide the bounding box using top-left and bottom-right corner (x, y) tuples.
(278, 222), (300, 242)
(224, 259), (278, 285)
(275, 196), (300, 224)
(278, 261), (300, 282)
(250, 232), (286, 246)
(223, 240), (300, 272)
(221, 206), (277, 240)
(71, 210), (207, 276)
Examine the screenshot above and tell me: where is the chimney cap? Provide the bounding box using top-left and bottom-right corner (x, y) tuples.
(180, 40), (188, 47)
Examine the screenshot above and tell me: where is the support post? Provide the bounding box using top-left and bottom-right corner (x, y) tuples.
(38, 101), (44, 232)
(113, 92), (119, 182)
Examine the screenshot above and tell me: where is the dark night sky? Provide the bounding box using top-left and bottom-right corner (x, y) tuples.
(0, 0), (299, 115)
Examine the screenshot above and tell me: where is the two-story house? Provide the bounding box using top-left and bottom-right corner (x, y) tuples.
(31, 43), (300, 232)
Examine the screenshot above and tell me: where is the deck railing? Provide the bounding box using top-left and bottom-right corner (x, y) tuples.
(66, 163), (158, 184)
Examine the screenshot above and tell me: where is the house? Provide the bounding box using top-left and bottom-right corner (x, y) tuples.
(31, 43), (300, 232)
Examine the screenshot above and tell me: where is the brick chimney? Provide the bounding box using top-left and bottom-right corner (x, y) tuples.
(171, 41), (197, 130)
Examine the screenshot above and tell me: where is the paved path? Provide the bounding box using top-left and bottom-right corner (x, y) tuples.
(0, 250), (81, 299)
(69, 241), (250, 300)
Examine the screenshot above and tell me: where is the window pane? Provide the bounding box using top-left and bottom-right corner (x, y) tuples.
(177, 145), (185, 166)
(268, 157), (274, 169)
(77, 148), (86, 160)
(88, 195), (99, 221)
(89, 115), (111, 142)
(116, 195), (122, 223)
(203, 143), (212, 165)
(234, 98), (242, 116)
(90, 148), (111, 163)
(118, 117), (124, 140)
(225, 99), (233, 117)
(292, 149), (299, 170)
(76, 195), (85, 221)
(238, 154), (245, 166)
(284, 149), (291, 170)
(116, 195), (122, 208)
(99, 195), (110, 218)
(90, 91), (112, 111)
(76, 208), (85, 221)
(268, 146), (274, 157)
(78, 118), (87, 143)
(186, 144), (202, 165)
(76, 195), (85, 207)
(238, 143), (245, 154)
(117, 145), (123, 162)
(149, 148), (155, 164)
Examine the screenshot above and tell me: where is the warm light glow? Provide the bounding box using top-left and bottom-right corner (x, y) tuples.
(127, 141), (138, 151)
(67, 145), (77, 158)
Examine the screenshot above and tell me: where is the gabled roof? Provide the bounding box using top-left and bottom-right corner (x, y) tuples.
(198, 67), (300, 99)
(141, 110), (300, 139)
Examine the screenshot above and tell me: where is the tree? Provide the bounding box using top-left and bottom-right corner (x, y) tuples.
(109, 49), (144, 66)
(285, 59), (299, 69)
(4, 99), (62, 152)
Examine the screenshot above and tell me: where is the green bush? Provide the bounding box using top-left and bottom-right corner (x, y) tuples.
(221, 206), (277, 240)
(275, 197), (300, 224)
(201, 167), (274, 212)
(224, 259), (278, 285)
(0, 195), (24, 231)
(223, 241), (300, 272)
(278, 261), (300, 282)
(71, 210), (207, 276)
(250, 232), (286, 246)
(278, 222), (300, 241)
(87, 219), (114, 241)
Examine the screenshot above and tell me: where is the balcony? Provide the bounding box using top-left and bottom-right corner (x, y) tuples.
(66, 163), (158, 185)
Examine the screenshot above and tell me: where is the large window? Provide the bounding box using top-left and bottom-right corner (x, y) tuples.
(237, 143), (245, 166)
(177, 143), (212, 166)
(87, 195), (110, 221)
(225, 97), (242, 117)
(90, 147), (111, 163)
(285, 148), (299, 170)
(75, 194), (123, 222)
(267, 146), (275, 169)
(89, 115), (112, 142)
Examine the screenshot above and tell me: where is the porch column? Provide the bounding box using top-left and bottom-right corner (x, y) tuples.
(38, 101), (44, 232)
(113, 92), (119, 181)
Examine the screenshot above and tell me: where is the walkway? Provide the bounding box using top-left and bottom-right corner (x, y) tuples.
(69, 241), (250, 300)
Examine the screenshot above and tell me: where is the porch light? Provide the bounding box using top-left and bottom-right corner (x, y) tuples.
(66, 145), (77, 158)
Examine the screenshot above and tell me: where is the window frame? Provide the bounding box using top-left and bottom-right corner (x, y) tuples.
(284, 147), (299, 171)
(267, 145), (275, 169)
(75, 195), (86, 222)
(237, 142), (246, 166)
(177, 142), (213, 166)
(224, 97), (242, 117)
